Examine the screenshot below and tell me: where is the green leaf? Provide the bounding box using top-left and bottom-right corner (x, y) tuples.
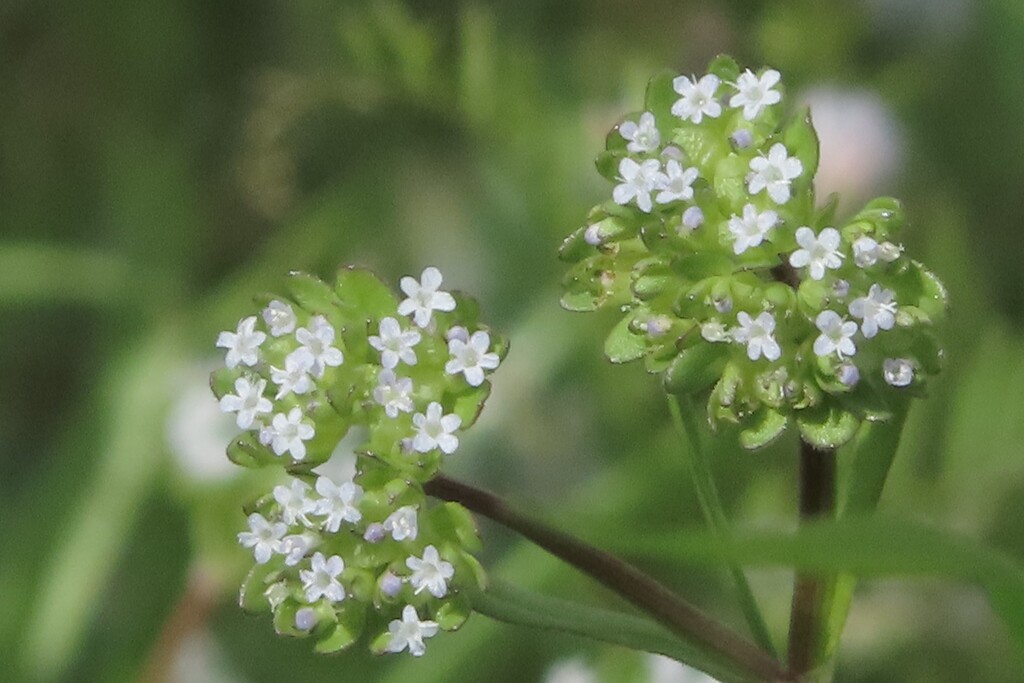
(595, 149), (624, 182)
(314, 603), (365, 653)
(712, 154), (750, 210)
(558, 226), (595, 264)
(435, 592), (473, 631)
(782, 108), (820, 185)
(673, 126), (729, 174)
(604, 313), (647, 364)
(451, 382), (492, 429)
(334, 266), (397, 321)
(738, 407), (789, 450)
(239, 563), (281, 613)
(797, 405), (860, 449)
(848, 197), (905, 240)
(707, 55), (740, 83)
(284, 271), (339, 315)
(227, 432), (278, 469)
(664, 343), (728, 396)
(643, 70), (679, 130)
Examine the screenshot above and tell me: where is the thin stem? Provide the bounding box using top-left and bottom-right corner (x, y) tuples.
(669, 394), (778, 657)
(425, 475), (792, 682)
(787, 440), (837, 677)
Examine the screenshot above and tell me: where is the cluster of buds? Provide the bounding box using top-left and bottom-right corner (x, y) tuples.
(560, 57), (947, 449)
(211, 266), (506, 655)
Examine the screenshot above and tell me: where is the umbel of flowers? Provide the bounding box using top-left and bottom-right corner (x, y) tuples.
(211, 266), (506, 656)
(560, 56), (947, 450)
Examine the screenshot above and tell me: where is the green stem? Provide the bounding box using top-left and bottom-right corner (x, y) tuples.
(787, 440), (837, 678)
(668, 395), (778, 658)
(425, 475), (792, 682)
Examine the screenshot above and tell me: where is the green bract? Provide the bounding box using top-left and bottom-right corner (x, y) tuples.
(212, 266), (505, 656)
(561, 57), (947, 450)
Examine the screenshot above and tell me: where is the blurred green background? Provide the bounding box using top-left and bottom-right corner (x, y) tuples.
(3, 1), (1024, 681)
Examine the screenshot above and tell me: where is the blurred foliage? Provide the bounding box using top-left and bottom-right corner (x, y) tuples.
(3, 0), (1024, 682)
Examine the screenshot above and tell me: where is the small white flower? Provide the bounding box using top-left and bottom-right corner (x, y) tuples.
(280, 532), (318, 566)
(837, 363), (860, 387)
(262, 300), (297, 337)
(219, 376), (272, 429)
(295, 607), (318, 631)
(701, 320), (731, 343)
(852, 236), (901, 268)
(269, 407), (315, 461)
(237, 512), (286, 564)
(849, 284), (897, 338)
(731, 311), (781, 361)
(369, 317), (422, 369)
(273, 479), (316, 526)
(619, 112), (661, 154)
(397, 267), (457, 328)
(380, 572), (403, 598)
(299, 552), (346, 604)
(295, 315), (344, 378)
(731, 128), (754, 149)
(583, 224), (604, 246)
(216, 316), (266, 369)
(406, 545), (455, 599)
(364, 523), (386, 543)
(445, 331), (500, 387)
(383, 505), (419, 542)
(748, 143), (803, 204)
(612, 157), (662, 213)
(314, 476), (363, 533)
(813, 311), (858, 359)
(876, 241), (902, 262)
(411, 402), (461, 454)
(728, 204), (778, 255)
(269, 348), (316, 400)
(373, 369), (415, 418)
(655, 160), (699, 204)
(789, 227), (844, 280)
(671, 74), (722, 124)
(681, 206), (704, 231)
(883, 358), (914, 387)
(730, 68), (782, 120)
(385, 605), (439, 657)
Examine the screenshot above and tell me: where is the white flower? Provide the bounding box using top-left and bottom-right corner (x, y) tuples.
(268, 407), (315, 461)
(727, 204), (778, 255)
(383, 505), (419, 542)
(681, 206), (704, 231)
(701, 320), (731, 343)
(273, 479), (316, 526)
(655, 160), (699, 205)
(237, 512), (286, 564)
(849, 284), (897, 338)
(612, 157), (662, 213)
(406, 545), (455, 599)
(731, 311), (781, 361)
(373, 369), (415, 418)
(813, 311), (858, 359)
(216, 316), (266, 369)
(852, 236), (902, 268)
(295, 315), (344, 378)
(789, 227), (844, 280)
(262, 300), (296, 337)
(397, 267), (457, 328)
(265, 581), (290, 609)
(299, 552), (346, 603)
(280, 532), (318, 566)
(369, 317), (422, 369)
(748, 143), (803, 205)
(269, 348), (316, 399)
(219, 376), (272, 429)
(883, 358), (914, 387)
(671, 74), (722, 124)
(619, 112), (661, 153)
(730, 68), (782, 120)
(385, 605), (439, 657)
(412, 402), (461, 454)
(314, 476), (363, 532)
(445, 331), (500, 387)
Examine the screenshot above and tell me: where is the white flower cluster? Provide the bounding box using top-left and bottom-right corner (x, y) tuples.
(214, 265), (504, 657)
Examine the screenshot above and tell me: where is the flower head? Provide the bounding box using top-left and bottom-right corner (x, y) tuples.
(732, 311), (781, 361)
(655, 160), (699, 205)
(671, 74), (722, 124)
(728, 204), (778, 255)
(373, 369), (415, 418)
(406, 545), (455, 598)
(295, 315), (344, 378)
(397, 267), (457, 328)
(445, 331), (500, 387)
(789, 227), (843, 280)
(383, 505), (419, 542)
(748, 143), (802, 204)
(262, 300), (297, 337)
(730, 68), (782, 120)
(385, 605), (439, 657)
(411, 402), (462, 454)
(238, 512), (287, 564)
(269, 407), (315, 461)
(619, 112), (661, 154)
(273, 479), (316, 526)
(813, 311), (858, 359)
(299, 552), (346, 603)
(849, 284), (897, 338)
(612, 158), (662, 213)
(219, 376), (272, 429)
(216, 316), (266, 369)
(314, 476), (363, 532)
(369, 317), (421, 369)
(270, 348), (316, 399)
